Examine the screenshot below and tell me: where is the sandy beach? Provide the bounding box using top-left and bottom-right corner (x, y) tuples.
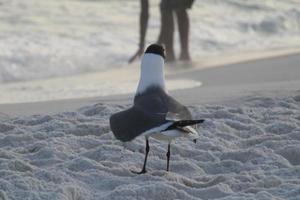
(0, 51), (300, 200)
(1, 0), (300, 199)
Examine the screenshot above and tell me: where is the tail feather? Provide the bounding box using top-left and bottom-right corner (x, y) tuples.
(165, 119), (204, 131)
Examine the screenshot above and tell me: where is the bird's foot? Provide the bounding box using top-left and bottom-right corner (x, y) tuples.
(131, 169), (147, 174)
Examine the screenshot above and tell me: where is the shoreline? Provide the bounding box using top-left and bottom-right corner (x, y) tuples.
(191, 47), (300, 70)
(0, 48), (300, 117)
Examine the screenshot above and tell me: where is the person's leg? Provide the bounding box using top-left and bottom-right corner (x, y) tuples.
(157, 10), (164, 45)
(175, 8), (191, 61)
(158, 0), (175, 62)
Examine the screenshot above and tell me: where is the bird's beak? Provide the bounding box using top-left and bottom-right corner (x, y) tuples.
(193, 139), (197, 144)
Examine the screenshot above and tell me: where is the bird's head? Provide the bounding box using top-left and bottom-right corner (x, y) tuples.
(136, 44), (166, 94)
(144, 44), (165, 59)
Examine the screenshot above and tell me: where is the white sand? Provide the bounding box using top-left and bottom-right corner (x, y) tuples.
(0, 53), (300, 200)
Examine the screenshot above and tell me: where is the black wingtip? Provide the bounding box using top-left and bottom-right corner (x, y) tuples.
(198, 119), (205, 123)
(145, 44), (165, 59)
(165, 119), (205, 131)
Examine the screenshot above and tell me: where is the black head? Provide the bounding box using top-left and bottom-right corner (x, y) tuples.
(145, 44), (165, 59)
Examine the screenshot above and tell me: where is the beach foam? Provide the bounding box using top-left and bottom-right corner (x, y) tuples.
(0, 67), (202, 104)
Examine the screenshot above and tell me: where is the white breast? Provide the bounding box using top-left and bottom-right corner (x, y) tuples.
(142, 122), (199, 142)
(136, 53), (166, 94)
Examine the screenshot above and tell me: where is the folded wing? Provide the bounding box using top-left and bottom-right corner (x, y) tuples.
(110, 106), (166, 142)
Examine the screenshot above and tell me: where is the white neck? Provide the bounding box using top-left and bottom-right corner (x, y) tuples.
(136, 53), (166, 94)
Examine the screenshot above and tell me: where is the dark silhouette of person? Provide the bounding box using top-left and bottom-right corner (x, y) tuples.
(129, 0), (194, 63)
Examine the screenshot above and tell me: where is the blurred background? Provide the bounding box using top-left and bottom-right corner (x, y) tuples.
(0, 0), (300, 104)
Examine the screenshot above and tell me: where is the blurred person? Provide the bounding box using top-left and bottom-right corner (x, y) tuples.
(129, 0), (194, 63)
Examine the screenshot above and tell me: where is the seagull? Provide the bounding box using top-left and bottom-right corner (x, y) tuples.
(110, 44), (204, 174)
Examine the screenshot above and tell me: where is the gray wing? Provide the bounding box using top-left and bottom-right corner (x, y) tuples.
(110, 87), (192, 142)
(109, 105), (166, 142)
(135, 86), (192, 120)
(165, 95), (192, 120)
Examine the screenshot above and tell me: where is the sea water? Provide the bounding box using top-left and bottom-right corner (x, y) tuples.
(0, 0), (299, 103)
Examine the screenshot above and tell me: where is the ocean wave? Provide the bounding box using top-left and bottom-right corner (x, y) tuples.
(0, 0), (300, 83)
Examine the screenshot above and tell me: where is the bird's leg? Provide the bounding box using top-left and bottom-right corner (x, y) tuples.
(166, 143), (171, 171)
(132, 138), (150, 174)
